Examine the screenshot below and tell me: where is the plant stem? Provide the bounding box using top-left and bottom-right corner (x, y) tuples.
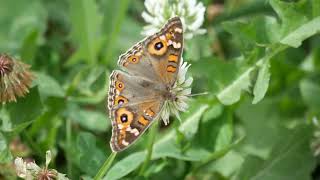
(94, 152), (117, 180)
(66, 118), (72, 177)
(138, 121), (158, 176)
(103, 0), (130, 64)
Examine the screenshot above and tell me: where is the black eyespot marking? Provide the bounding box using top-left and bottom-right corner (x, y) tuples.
(118, 99), (124, 104)
(132, 58), (137, 62)
(118, 83), (123, 88)
(120, 114), (128, 123)
(154, 42), (164, 50)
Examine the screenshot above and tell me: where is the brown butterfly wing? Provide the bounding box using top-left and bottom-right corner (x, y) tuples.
(118, 17), (183, 86)
(108, 71), (163, 151)
(108, 17), (184, 152)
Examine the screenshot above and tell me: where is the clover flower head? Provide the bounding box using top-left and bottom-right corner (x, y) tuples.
(0, 54), (34, 103)
(14, 150), (69, 180)
(160, 58), (193, 125)
(142, 0), (206, 39)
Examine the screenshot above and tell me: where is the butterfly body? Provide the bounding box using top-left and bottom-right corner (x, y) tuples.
(108, 17), (185, 152)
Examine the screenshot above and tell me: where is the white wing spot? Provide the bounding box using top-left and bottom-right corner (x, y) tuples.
(172, 42), (181, 49)
(160, 35), (166, 41)
(174, 28), (183, 33)
(131, 128), (140, 136)
(122, 140), (129, 146)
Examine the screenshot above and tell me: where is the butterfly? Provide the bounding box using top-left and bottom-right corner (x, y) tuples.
(108, 17), (191, 152)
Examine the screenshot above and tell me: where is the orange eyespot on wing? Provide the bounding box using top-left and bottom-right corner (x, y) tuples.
(115, 81), (124, 91)
(147, 38), (168, 56)
(116, 108), (133, 125)
(128, 55), (140, 64)
(115, 96), (128, 106)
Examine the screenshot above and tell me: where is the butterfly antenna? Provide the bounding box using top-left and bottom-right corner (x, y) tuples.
(187, 92), (209, 97)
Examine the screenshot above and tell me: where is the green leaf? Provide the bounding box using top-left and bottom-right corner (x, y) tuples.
(206, 151), (244, 178)
(152, 102), (211, 161)
(237, 125), (315, 180)
(0, 0), (46, 53)
(104, 152), (146, 180)
(222, 16), (279, 47)
(252, 59), (271, 104)
(20, 29), (40, 64)
(67, 104), (109, 132)
(34, 72), (65, 98)
(202, 104), (223, 123)
(152, 131), (211, 161)
(0, 132), (12, 163)
(77, 66), (106, 95)
(280, 17), (320, 48)
(300, 79), (320, 109)
(7, 87), (43, 125)
(270, 0), (320, 48)
(67, 66), (108, 104)
(236, 98), (283, 158)
(69, 0), (102, 64)
(178, 104), (209, 139)
(214, 110), (233, 151)
(216, 45), (285, 105)
(216, 64), (254, 105)
(76, 132), (105, 176)
(270, 0), (312, 35)
(197, 106), (233, 151)
(3, 121), (34, 137)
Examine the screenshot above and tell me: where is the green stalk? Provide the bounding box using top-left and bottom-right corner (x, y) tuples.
(94, 152), (117, 180)
(138, 121), (158, 176)
(66, 118), (72, 177)
(103, 0), (130, 64)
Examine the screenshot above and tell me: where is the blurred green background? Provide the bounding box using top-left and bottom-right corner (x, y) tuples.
(0, 0), (320, 179)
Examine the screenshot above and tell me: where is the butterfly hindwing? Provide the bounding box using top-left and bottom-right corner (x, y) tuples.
(108, 71), (163, 151)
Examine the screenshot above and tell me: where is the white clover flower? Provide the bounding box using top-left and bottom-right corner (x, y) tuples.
(15, 157), (27, 178)
(142, 0), (206, 39)
(14, 150), (69, 180)
(160, 58), (193, 125)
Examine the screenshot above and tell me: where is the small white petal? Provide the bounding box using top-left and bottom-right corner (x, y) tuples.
(160, 103), (170, 125)
(142, 12), (156, 24)
(26, 162), (41, 172)
(180, 88), (192, 96)
(45, 150), (52, 168)
(177, 100), (189, 111)
(184, 77), (193, 87)
(14, 158), (27, 178)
